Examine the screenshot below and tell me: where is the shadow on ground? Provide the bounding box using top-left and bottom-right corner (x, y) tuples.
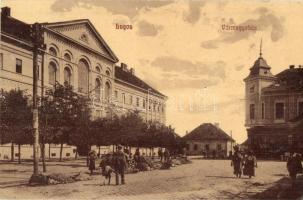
(251, 174), (303, 199)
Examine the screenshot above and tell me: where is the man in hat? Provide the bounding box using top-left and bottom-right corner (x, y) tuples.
(231, 145), (243, 178)
(287, 150), (303, 187)
(113, 144), (127, 185)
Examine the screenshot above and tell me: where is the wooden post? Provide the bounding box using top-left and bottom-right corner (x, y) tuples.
(31, 22), (44, 175)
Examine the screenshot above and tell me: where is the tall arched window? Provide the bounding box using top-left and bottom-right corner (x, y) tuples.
(64, 67), (72, 86)
(48, 62), (57, 85)
(106, 70), (110, 76)
(95, 78), (101, 101)
(104, 81), (111, 100)
(49, 47), (57, 57)
(78, 59), (89, 94)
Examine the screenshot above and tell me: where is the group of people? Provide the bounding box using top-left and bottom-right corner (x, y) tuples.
(231, 145), (303, 187)
(231, 146), (257, 178)
(87, 146), (172, 185)
(157, 148), (171, 162)
(88, 145), (127, 185)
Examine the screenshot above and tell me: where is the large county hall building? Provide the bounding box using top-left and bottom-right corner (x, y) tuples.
(0, 7), (166, 124)
(0, 7), (166, 160)
(244, 46), (303, 158)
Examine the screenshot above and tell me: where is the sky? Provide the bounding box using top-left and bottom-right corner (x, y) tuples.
(2, 0), (303, 143)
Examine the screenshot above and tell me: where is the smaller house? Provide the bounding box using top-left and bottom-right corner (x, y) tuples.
(183, 123), (235, 158)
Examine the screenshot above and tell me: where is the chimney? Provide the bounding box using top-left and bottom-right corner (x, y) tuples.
(185, 130), (188, 135)
(289, 65), (295, 69)
(214, 123), (219, 128)
(1, 7), (11, 17)
(121, 63), (128, 71)
(130, 68), (135, 75)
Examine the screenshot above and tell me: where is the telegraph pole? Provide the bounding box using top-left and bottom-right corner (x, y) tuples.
(31, 23), (44, 175)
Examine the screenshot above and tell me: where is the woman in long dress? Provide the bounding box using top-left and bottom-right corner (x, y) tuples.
(243, 151), (257, 178)
(88, 151), (97, 175)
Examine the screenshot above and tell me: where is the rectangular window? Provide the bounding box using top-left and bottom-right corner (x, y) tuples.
(0, 53), (3, 69)
(115, 90), (118, 99)
(16, 58), (22, 74)
(250, 104), (255, 120)
(136, 97), (140, 107)
(275, 102), (284, 119)
(66, 153), (70, 157)
(250, 85), (255, 93)
(217, 144), (222, 151)
(205, 144), (209, 151)
(143, 99), (146, 108)
(122, 93), (125, 103)
(194, 144), (198, 151)
(51, 153), (56, 157)
(298, 101), (303, 116)
(130, 95), (133, 105)
(262, 103), (265, 119)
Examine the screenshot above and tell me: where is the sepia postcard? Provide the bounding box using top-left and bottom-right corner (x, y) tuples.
(0, 0), (303, 199)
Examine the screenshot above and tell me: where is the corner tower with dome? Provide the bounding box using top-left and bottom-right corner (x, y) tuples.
(244, 41), (276, 127)
(243, 41), (303, 158)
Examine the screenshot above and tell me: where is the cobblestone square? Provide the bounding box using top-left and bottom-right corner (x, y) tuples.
(0, 158), (302, 199)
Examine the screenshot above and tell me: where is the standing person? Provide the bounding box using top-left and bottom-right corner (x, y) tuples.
(113, 145), (127, 185)
(231, 146), (243, 178)
(287, 151), (303, 188)
(88, 150), (97, 175)
(164, 148), (170, 162)
(158, 148), (163, 162)
(134, 147), (140, 164)
(243, 150), (257, 178)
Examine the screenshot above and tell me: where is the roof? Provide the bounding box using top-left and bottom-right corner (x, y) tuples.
(247, 56), (274, 78)
(114, 66), (166, 97)
(183, 123), (235, 142)
(1, 10), (32, 43)
(263, 67), (303, 93)
(41, 19), (119, 62)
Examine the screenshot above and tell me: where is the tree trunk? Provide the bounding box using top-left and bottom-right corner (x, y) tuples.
(41, 141), (46, 172)
(11, 142), (14, 162)
(75, 147), (78, 160)
(59, 142), (63, 162)
(98, 146), (101, 158)
(86, 145), (91, 167)
(49, 143), (51, 159)
(18, 143), (21, 164)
